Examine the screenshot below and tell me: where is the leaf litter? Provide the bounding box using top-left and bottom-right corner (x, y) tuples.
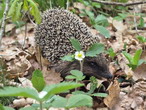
(0, 7), (146, 110)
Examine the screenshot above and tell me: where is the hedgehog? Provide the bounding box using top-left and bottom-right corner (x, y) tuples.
(35, 9), (113, 79)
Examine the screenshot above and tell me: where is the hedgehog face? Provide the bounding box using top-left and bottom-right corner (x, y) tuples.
(83, 57), (113, 79)
(54, 56), (113, 79)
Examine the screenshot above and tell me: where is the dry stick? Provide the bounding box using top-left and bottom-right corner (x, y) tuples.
(23, 23), (27, 48)
(66, 0), (69, 10)
(27, 13), (37, 26)
(0, 0), (9, 47)
(92, 0), (146, 6)
(133, 1), (138, 34)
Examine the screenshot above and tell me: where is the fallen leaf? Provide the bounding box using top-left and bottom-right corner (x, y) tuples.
(104, 79), (120, 109)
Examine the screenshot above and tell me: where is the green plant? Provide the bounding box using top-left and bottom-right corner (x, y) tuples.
(61, 38), (105, 71)
(138, 16), (144, 28)
(122, 49), (145, 70)
(8, 0), (41, 24)
(34, 0), (77, 11)
(137, 35), (146, 43)
(106, 48), (116, 59)
(0, 69), (94, 110)
(0, 0), (5, 19)
(72, 76), (108, 98)
(114, 13), (128, 21)
(61, 38), (105, 61)
(65, 70), (85, 83)
(80, 9), (110, 38)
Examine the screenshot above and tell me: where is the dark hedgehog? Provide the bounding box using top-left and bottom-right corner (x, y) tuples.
(35, 9), (113, 79)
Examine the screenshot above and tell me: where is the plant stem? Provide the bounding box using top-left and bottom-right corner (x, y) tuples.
(0, 0), (9, 47)
(50, 0), (52, 9)
(66, 0), (69, 10)
(79, 60), (83, 72)
(40, 101), (43, 110)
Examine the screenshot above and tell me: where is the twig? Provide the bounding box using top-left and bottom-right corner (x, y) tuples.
(133, 1), (138, 34)
(27, 13), (37, 26)
(92, 0), (146, 6)
(50, 0), (52, 9)
(22, 23), (27, 48)
(66, 0), (69, 10)
(0, 0), (9, 47)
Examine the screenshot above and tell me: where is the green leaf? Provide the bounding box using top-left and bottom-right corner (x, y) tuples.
(0, 87), (39, 101)
(86, 43), (104, 57)
(0, 104), (4, 110)
(51, 96), (67, 108)
(31, 70), (46, 92)
(66, 94), (93, 108)
(95, 15), (109, 27)
(137, 35), (146, 43)
(94, 25), (110, 38)
(92, 93), (108, 97)
(138, 59), (145, 66)
(70, 70), (85, 81)
(70, 70), (83, 78)
(4, 106), (15, 110)
(122, 51), (133, 64)
(60, 54), (74, 61)
(91, 2), (101, 8)
(114, 13), (127, 21)
(13, 2), (23, 21)
(8, 0), (19, 16)
(23, 0), (29, 11)
(56, 0), (66, 7)
(133, 49), (142, 65)
(127, 64), (136, 70)
(107, 48), (116, 59)
(72, 90), (86, 95)
(70, 38), (81, 51)
(88, 76), (98, 94)
(65, 75), (76, 80)
(27, 0), (42, 24)
(42, 82), (83, 101)
(83, 1), (89, 6)
(138, 16), (144, 28)
(20, 106), (36, 110)
(85, 10), (94, 20)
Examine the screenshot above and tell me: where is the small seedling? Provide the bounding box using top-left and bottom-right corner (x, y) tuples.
(106, 48), (116, 59)
(61, 38), (105, 62)
(61, 38), (105, 72)
(65, 70), (85, 82)
(79, 8), (110, 38)
(137, 35), (146, 43)
(122, 49), (145, 70)
(73, 76), (108, 98)
(0, 69), (93, 110)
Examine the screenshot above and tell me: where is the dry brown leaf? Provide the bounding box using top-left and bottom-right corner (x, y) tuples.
(118, 79), (146, 110)
(44, 69), (63, 85)
(35, 46), (50, 67)
(5, 24), (15, 33)
(104, 80), (120, 109)
(133, 51), (146, 80)
(112, 20), (127, 32)
(13, 98), (27, 108)
(7, 54), (31, 78)
(18, 78), (33, 88)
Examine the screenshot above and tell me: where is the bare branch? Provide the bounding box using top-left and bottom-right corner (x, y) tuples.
(0, 0), (9, 47)
(92, 0), (146, 6)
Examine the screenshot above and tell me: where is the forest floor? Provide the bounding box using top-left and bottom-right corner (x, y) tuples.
(1, 3), (146, 110)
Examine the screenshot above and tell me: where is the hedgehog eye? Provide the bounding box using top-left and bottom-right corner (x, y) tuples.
(90, 62), (97, 66)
